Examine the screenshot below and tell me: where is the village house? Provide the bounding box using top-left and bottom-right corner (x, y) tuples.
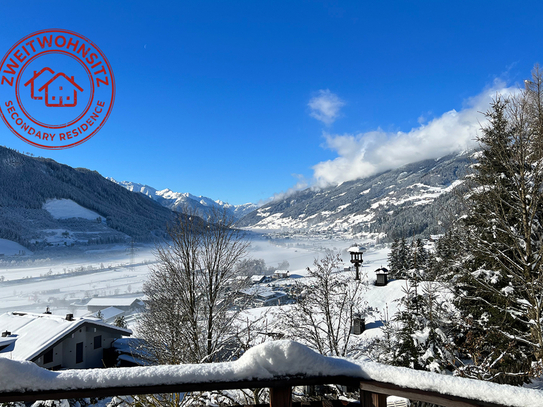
(239, 286), (289, 307)
(273, 270), (290, 279)
(86, 297), (144, 313)
(0, 311), (131, 370)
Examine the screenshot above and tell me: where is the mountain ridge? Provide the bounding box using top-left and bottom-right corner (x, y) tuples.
(237, 152), (472, 241)
(108, 179), (259, 220)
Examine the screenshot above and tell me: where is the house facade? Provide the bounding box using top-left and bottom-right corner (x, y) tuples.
(0, 311), (131, 370)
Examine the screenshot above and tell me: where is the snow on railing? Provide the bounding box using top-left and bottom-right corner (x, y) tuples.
(0, 340), (542, 407)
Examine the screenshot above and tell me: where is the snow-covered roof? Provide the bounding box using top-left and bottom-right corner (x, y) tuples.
(239, 286), (286, 300)
(86, 297), (143, 307)
(94, 307), (124, 321)
(0, 312), (131, 361)
(257, 291), (281, 299)
(274, 270), (289, 275)
(0, 340), (542, 407)
(250, 275), (266, 283)
(348, 246), (366, 253)
(240, 286), (273, 297)
(0, 335), (17, 353)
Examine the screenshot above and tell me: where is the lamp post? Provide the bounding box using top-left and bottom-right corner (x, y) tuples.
(348, 245), (366, 280)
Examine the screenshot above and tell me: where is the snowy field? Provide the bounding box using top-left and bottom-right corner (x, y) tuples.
(43, 199), (104, 221)
(0, 238), (32, 256)
(0, 235), (388, 319)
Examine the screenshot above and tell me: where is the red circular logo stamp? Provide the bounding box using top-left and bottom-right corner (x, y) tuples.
(0, 29), (115, 149)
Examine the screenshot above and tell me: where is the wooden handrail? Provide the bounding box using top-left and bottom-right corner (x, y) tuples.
(0, 375), (518, 407)
(359, 381), (507, 407)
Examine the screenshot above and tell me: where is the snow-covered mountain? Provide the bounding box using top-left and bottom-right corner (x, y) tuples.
(0, 146), (176, 249)
(237, 152), (472, 241)
(108, 179), (258, 221)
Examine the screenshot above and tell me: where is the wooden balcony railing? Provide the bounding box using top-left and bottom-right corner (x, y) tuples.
(1, 341), (542, 407)
(0, 372), (538, 407)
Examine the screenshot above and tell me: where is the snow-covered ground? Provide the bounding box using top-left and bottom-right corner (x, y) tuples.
(0, 243), (156, 317)
(43, 199), (104, 221)
(0, 236), (373, 318)
(0, 238), (32, 256)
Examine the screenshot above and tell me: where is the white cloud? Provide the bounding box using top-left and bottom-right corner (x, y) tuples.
(312, 81), (519, 187)
(267, 174), (310, 203)
(308, 89), (345, 125)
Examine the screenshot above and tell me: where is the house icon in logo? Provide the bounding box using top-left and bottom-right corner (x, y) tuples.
(24, 68), (83, 107)
(24, 67), (55, 100)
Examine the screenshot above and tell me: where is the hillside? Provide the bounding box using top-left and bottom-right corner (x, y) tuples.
(237, 152), (472, 241)
(0, 146), (176, 249)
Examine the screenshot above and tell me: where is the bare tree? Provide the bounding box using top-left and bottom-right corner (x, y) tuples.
(137, 208), (250, 365)
(279, 252), (368, 357)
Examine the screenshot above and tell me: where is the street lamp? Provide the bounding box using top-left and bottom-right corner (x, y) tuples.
(348, 244), (366, 280)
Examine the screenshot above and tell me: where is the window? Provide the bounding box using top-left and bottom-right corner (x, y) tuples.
(76, 342), (83, 364)
(94, 335), (102, 349)
(43, 348), (53, 364)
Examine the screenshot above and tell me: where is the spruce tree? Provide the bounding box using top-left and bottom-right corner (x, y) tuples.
(392, 282), (424, 370)
(387, 238), (401, 277)
(452, 67), (543, 384)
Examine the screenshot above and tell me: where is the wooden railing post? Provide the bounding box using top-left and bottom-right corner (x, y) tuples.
(360, 390), (387, 407)
(269, 385), (292, 407)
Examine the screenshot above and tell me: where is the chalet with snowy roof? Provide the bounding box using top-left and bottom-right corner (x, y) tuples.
(0, 311), (131, 370)
(111, 337), (151, 367)
(240, 286), (289, 307)
(273, 270), (290, 279)
(86, 297), (144, 313)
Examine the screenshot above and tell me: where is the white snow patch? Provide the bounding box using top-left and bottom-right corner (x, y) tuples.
(43, 199), (102, 221)
(0, 239), (31, 256)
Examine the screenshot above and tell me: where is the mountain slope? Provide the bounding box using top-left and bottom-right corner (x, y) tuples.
(109, 179), (258, 220)
(0, 146), (176, 248)
(237, 152), (471, 240)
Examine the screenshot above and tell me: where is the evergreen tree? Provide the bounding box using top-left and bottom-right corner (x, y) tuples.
(397, 237), (410, 278)
(451, 67), (543, 384)
(413, 238), (428, 273)
(390, 280), (453, 373)
(392, 282), (424, 370)
(114, 315), (127, 329)
(388, 237), (411, 279)
(387, 238), (401, 276)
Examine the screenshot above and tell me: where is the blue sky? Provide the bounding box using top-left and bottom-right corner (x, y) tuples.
(0, 1), (540, 205)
